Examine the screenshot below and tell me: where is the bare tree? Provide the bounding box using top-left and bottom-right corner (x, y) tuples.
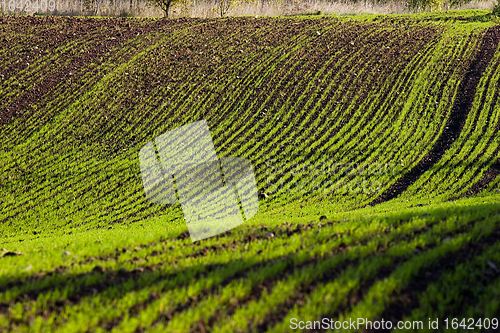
(83, 0), (101, 15)
(147, 0), (189, 16)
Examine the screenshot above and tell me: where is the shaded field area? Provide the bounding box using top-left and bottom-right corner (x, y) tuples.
(1, 11), (500, 332)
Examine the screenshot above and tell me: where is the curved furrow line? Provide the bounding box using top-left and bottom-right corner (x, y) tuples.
(439, 117), (500, 198)
(0, 27), (209, 223)
(211, 22), (378, 159)
(0, 17), (90, 79)
(0, 19), (174, 126)
(346, 31), (479, 205)
(247, 28), (393, 161)
(255, 27), (440, 199)
(0, 28), (115, 107)
(292, 26), (440, 156)
(198, 21), (343, 155)
(30, 23), (207, 148)
(282, 32), (422, 154)
(0, 154), (135, 225)
(267, 209), (500, 332)
(81, 19), (259, 144)
(167, 20), (332, 131)
(0, 28), (172, 150)
(80, 20), (300, 160)
(292, 31), (439, 162)
(226, 24), (386, 163)
(391, 33), (500, 200)
(295, 27), (442, 157)
(409, 43), (500, 200)
(225, 32), (387, 198)
(334, 32), (471, 166)
(371, 26), (500, 205)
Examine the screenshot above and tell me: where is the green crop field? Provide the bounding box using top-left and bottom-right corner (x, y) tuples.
(1, 10), (500, 332)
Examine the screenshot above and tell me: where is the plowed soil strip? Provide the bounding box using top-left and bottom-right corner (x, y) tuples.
(371, 26), (500, 205)
(0, 18), (193, 125)
(462, 159), (500, 197)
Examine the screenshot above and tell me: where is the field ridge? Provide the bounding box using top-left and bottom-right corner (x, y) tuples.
(1, 13), (500, 332)
(371, 25), (500, 205)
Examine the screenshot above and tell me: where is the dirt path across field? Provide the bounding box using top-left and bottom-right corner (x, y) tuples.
(371, 26), (500, 205)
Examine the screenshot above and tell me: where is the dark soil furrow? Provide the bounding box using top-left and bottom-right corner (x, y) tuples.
(458, 65), (500, 197)
(466, 159), (500, 195)
(282, 35), (442, 196)
(371, 26), (500, 205)
(250, 26), (440, 197)
(0, 18), (194, 126)
(405, 36), (500, 198)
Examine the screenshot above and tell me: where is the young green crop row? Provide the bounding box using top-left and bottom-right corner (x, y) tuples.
(0, 20), (203, 234)
(402, 30), (500, 201)
(252, 25), (440, 198)
(351, 24), (483, 205)
(1, 18), (377, 236)
(1, 194), (499, 332)
(0, 20), (144, 119)
(403, 239), (500, 332)
(2, 13), (500, 332)
(1, 18), (339, 237)
(239, 22), (483, 211)
(2, 17), (498, 241)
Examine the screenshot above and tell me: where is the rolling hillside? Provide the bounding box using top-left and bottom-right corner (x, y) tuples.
(1, 11), (500, 332)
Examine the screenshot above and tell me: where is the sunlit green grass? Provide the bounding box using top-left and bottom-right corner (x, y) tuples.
(1, 11), (500, 332)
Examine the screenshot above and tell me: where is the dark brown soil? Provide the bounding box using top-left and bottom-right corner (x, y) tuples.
(0, 16), (193, 125)
(371, 26), (500, 205)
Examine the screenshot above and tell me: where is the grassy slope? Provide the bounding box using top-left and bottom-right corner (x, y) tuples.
(1, 11), (500, 332)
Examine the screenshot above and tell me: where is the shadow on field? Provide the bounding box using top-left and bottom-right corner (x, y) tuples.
(1, 200), (500, 330)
